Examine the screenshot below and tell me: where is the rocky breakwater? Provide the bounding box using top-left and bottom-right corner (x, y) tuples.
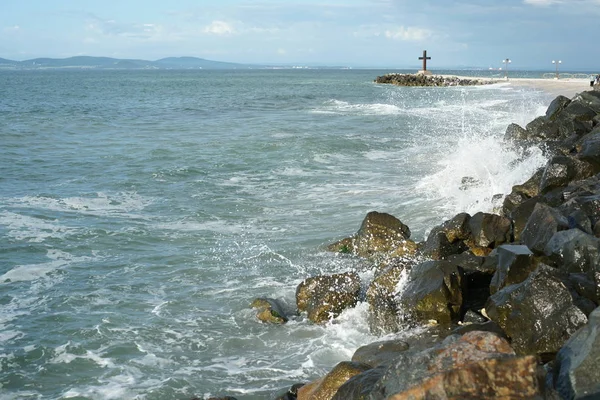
(375, 73), (494, 87)
(208, 90), (600, 400)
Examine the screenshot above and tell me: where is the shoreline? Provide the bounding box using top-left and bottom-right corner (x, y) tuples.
(444, 74), (593, 98)
(267, 86), (600, 399)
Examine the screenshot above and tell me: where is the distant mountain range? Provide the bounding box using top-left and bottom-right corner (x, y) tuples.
(0, 56), (267, 70)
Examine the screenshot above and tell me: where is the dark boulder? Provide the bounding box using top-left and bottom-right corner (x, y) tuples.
(489, 244), (538, 294)
(466, 212), (512, 252)
(526, 116), (560, 141)
(504, 122), (528, 142)
(555, 306), (600, 400)
(546, 95), (572, 121)
(544, 228), (600, 274)
(521, 203), (570, 254)
(296, 272), (361, 324)
(578, 129), (600, 168)
(485, 265), (588, 356)
(539, 155), (596, 194)
(397, 260), (463, 324)
(274, 383), (305, 400)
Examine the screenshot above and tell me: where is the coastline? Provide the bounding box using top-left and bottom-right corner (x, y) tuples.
(268, 84), (600, 399)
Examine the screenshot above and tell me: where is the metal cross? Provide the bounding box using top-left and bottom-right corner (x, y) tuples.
(419, 50), (431, 71)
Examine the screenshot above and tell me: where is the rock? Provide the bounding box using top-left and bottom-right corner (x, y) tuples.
(489, 244), (538, 294)
(398, 260), (463, 324)
(578, 130), (600, 168)
(466, 212), (512, 249)
(296, 272), (361, 324)
(354, 211), (410, 256)
(327, 236), (354, 254)
(351, 339), (409, 368)
(421, 227), (468, 260)
(544, 229), (600, 274)
(461, 310), (487, 324)
(504, 122), (529, 142)
(250, 297), (289, 324)
(297, 361), (371, 400)
(555, 306), (600, 400)
(386, 356), (542, 400)
(521, 203), (570, 254)
(331, 366), (386, 400)
(371, 331), (524, 399)
(539, 155), (596, 194)
(485, 265), (588, 356)
(546, 95), (572, 121)
(453, 320), (507, 338)
(374, 74), (493, 87)
(366, 261), (411, 334)
(526, 116), (560, 141)
(558, 100), (598, 123)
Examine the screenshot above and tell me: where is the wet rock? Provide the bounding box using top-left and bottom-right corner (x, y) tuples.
(374, 74), (493, 87)
(331, 366), (386, 400)
(466, 212), (512, 250)
(546, 95), (572, 121)
(489, 244), (538, 294)
(485, 265), (588, 356)
(351, 339), (409, 368)
(398, 260), (463, 324)
(544, 228), (600, 274)
(366, 261), (411, 334)
(297, 361), (371, 400)
(555, 306), (600, 400)
(504, 122), (528, 142)
(354, 211), (411, 257)
(371, 331), (522, 399)
(421, 228), (468, 260)
(526, 116), (561, 141)
(521, 203), (570, 254)
(578, 130), (600, 168)
(250, 297), (289, 324)
(540, 155), (596, 194)
(327, 236), (354, 254)
(296, 272), (361, 324)
(453, 320), (507, 338)
(558, 100), (598, 123)
(386, 356), (542, 400)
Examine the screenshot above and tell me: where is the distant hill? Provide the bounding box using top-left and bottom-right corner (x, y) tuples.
(0, 56), (263, 70)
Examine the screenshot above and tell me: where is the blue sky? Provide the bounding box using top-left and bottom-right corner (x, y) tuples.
(1, 0), (599, 69)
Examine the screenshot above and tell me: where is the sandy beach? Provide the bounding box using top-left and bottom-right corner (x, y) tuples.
(503, 77), (592, 99)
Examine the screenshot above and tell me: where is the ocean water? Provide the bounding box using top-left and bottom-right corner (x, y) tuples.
(1, 69), (553, 399)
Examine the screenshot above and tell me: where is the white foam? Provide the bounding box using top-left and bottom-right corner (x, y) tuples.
(0, 211), (74, 242)
(1, 249), (81, 283)
(313, 99), (403, 115)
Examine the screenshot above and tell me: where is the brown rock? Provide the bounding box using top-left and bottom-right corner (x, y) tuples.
(387, 356), (541, 400)
(297, 361), (371, 400)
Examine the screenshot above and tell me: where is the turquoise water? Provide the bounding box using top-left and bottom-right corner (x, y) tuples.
(1, 69), (552, 399)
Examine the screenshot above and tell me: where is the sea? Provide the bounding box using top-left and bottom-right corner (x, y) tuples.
(0, 68), (560, 399)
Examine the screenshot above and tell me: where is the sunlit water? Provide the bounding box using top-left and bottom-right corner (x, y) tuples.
(0, 69), (553, 399)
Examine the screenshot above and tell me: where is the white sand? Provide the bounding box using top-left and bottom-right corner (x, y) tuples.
(503, 77), (591, 99)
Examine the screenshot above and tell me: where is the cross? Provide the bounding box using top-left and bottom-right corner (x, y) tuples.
(419, 50), (431, 71)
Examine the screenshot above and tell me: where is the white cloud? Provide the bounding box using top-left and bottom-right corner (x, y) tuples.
(523, 0), (562, 5)
(384, 26), (432, 41)
(203, 21), (236, 35)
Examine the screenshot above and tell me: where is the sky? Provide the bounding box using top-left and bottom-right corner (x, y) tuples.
(1, 0), (599, 69)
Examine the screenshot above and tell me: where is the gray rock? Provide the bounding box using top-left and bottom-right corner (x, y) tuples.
(485, 265), (587, 356)
(555, 306), (600, 400)
(521, 203), (570, 254)
(489, 244), (538, 294)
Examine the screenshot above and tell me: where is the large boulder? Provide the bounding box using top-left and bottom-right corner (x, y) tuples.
(387, 356), (541, 400)
(489, 244), (538, 294)
(370, 331), (541, 399)
(296, 272), (361, 324)
(578, 129), (600, 168)
(485, 265), (588, 356)
(297, 361), (371, 400)
(539, 155), (596, 194)
(555, 306), (600, 400)
(327, 211), (417, 260)
(355, 211), (411, 257)
(331, 365), (386, 400)
(398, 261), (463, 324)
(546, 95), (572, 121)
(520, 203), (570, 254)
(544, 228), (600, 274)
